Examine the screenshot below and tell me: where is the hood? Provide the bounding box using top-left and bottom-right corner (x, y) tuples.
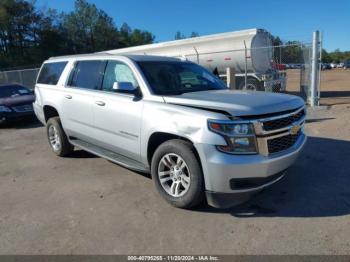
(0, 94), (35, 107)
(163, 89), (304, 117)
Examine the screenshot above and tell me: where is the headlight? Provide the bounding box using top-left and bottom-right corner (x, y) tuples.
(208, 120), (257, 154)
(0, 106), (11, 112)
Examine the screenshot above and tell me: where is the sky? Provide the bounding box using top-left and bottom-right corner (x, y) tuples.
(35, 0), (350, 52)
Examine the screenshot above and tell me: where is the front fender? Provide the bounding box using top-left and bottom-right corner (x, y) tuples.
(140, 101), (228, 165)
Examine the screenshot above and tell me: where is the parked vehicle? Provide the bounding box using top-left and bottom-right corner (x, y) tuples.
(271, 62), (286, 71)
(343, 60), (350, 69)
(33, 54), (307, 209)
(330, 63), (337, 68)
(0, 84), (35, 124)
(321, 63), (332, 70)
(337, 63), (344, 68)
(289, 64), (302, 69)
(104, 29), (287, 92)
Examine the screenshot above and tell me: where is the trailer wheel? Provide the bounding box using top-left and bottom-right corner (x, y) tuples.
(239, 79), (263, 91)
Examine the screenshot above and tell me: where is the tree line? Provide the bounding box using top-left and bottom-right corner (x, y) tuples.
(1, 0), (349, 70)
(0, 0), (154, 70)
(271, 36), (350, 64)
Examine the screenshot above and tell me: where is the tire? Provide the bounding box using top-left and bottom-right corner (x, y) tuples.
(151, 139), (205, 209)
(46, 116), (74, 157)
(238, 78), (263, 91)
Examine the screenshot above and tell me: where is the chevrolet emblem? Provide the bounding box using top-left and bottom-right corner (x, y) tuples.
(290, 125), (301, 135)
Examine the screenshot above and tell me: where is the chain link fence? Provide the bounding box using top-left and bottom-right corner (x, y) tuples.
(0, 68), (40, 90)
(0, 40), (320, 104)
(270, 43), (315, 99)
(191, 42), (317, 99)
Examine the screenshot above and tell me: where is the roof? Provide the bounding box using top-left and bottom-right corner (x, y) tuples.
(47, 53), (181, 63)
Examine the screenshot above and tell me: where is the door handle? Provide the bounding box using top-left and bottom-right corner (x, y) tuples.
(64, 94), (72, 99)
(95, 101), (106, 106)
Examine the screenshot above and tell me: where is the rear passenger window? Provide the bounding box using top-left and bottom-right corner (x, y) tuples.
(37, 62), (67, 85)
(69, 60), (104, 90)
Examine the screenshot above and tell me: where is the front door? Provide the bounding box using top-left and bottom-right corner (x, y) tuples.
(92, 60), (143, 161)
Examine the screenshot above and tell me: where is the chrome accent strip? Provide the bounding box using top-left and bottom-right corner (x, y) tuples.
(208, 106), (305, 125)
(255, 116), (306, 136)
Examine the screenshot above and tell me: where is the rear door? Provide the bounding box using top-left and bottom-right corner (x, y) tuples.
(60, 60), (104, 143)
(92, 60), (143, 161)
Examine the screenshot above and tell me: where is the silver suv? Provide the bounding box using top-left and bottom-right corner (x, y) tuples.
(33, 54), (306, 209)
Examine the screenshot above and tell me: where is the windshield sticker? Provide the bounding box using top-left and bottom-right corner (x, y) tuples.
(202, 72), (215, 83)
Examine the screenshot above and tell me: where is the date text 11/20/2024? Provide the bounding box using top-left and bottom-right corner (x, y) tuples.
(127, 255), (219, 261)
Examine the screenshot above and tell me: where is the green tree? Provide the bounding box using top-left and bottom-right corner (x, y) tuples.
(129, 29), (154, 46)
(0, 0), (42, 67)
(175, 31), (185, 40)
(190, 32), (199, 38)
(61, 0), (120, 53)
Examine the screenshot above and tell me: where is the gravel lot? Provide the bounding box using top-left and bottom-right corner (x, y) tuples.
(0, 70), (349, 254)
(287, 68), (350, 105)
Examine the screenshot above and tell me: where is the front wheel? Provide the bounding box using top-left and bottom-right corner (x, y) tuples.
(151, 139), (205, 209)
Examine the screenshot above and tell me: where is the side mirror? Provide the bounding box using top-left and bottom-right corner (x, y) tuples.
(112, 82), (136, 93)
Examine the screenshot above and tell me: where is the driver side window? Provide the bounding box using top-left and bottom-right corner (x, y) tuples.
(102, 61), (138, 92)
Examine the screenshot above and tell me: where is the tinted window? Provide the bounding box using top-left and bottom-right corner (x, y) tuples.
(70, 60), (104, 90)
(37, 62), (67, 85)
(137, 61), (226, 95)
(102, 61), (138, 92)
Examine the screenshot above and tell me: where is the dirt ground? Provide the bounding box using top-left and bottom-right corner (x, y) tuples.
(1, 108), (350, 255)
(0, 70), (349, 255)
(286, 68), (350, 105)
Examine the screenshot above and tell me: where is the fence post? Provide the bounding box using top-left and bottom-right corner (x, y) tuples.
(244, 40), (248, 89)
(310, 30), (320, 107)
(226, 67), (236, 89)
(19, 70), (23, 85)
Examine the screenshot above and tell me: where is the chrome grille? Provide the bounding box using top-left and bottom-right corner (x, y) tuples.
(267, 131), (301, 154)
(254, 107), (306, 156)
(263, 109), (305, 131)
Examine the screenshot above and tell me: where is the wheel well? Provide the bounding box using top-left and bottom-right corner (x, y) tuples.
(43, 105), (59, 122)
(147, 132), (198, 165)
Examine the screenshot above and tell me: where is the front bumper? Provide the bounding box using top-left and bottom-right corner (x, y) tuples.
(0, 106), (35, 124)
(195, 133), (306, 208)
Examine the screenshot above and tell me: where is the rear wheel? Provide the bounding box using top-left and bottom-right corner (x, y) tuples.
(46, 117), (73, 157)
(151, 139), (204, 209)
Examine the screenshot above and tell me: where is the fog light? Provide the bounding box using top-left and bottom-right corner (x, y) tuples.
(234, 137), (250, 146)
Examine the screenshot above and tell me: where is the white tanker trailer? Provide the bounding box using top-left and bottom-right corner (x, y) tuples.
(104, 28), (286, 92)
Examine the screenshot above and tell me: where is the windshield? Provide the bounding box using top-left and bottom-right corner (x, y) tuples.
(137, 61), (227, 95)
(0, 85), (32, 98)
